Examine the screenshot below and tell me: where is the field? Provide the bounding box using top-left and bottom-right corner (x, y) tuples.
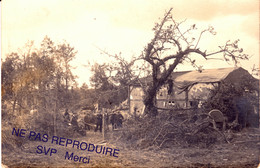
(2, 126), (260, 168)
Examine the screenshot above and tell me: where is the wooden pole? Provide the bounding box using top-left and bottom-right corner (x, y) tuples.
(102, 108), (105, 141)
(185, 89), (189, 108)
(128, 85), (131, 115)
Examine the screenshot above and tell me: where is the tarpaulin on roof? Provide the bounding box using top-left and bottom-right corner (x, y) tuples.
(173, 67), (240, 90)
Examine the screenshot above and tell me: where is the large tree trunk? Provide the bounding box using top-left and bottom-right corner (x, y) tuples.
(143, 85), (158, 117)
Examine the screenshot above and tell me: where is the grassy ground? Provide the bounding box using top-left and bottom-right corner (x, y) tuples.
(2, 127), (260, 168)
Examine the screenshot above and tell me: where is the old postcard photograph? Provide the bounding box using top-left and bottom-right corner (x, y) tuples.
(1, 0), (259, 167)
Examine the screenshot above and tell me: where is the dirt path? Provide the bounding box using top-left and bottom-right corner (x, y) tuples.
(2, 128), (260, 168)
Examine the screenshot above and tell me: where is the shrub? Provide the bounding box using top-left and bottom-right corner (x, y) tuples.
(206, 79), (259, 128)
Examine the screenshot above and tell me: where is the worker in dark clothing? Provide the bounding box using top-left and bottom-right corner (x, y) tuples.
(64, 109), (70, 125)
(95, 114), (102, 132)
(71, 115), (79, 131)
(117, 112), (124, 128)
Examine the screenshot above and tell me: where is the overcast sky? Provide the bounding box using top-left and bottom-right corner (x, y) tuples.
(2, 0), (259, 86)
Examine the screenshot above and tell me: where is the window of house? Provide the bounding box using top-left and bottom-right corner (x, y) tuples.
(159, 92), (163, 96)
(168, 101), (175, 106)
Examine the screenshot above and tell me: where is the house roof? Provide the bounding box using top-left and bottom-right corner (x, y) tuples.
(173, 67), (255, 90)
(174, 67), (239, 83)
(131, 67), (254, 90)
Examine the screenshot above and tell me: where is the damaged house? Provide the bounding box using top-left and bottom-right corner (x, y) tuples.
(128, 67), (259, 125)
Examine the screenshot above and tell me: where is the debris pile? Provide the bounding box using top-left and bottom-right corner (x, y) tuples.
(118, 109), (229, 149)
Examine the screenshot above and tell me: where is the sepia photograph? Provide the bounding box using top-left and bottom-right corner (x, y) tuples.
(1, 0), (260, 167)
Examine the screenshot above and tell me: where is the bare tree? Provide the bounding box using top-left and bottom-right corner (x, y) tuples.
(141, 8), (249, 116)
(89, 49), (146, 109)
